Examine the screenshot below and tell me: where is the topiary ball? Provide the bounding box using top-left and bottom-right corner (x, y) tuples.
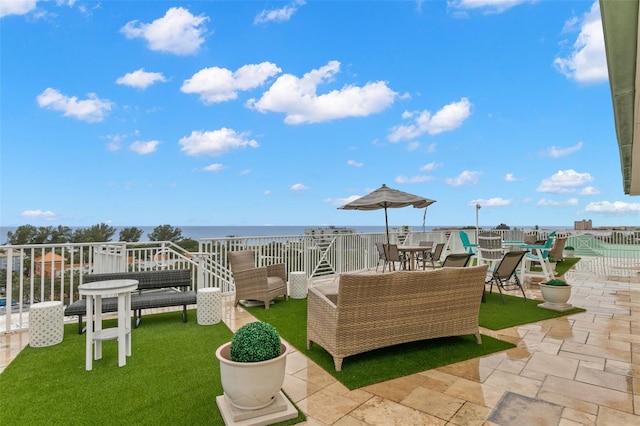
(230, 322), (281, 363)
(544, 279), (569, 286)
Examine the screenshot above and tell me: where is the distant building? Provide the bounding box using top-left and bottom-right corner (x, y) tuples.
(305, 226), (355, 237)
(574, 219), (593, 230)
(0, 252), (21, 271)
(33, 252), (64, 277)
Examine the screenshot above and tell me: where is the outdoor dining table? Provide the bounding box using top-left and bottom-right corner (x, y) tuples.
(398, 246), (431, 270)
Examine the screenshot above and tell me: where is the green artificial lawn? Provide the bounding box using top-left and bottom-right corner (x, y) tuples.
(248, 298), (516, 390)
(529, 257), (581, 277)
(480, 291), (586, 330)
(0, 310), (305, 425)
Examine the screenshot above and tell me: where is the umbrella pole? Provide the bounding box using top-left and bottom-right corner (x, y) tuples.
(385, 207), (390, 245)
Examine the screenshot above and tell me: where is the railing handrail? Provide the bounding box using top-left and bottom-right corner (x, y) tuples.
(3, 228), (640, 333)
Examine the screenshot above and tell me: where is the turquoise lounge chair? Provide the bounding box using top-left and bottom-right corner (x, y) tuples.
(522, 231), (557, 280)
(458, 230), (478, 254)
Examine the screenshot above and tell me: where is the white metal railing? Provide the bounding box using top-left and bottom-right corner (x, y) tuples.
(2, 228), (639, 333)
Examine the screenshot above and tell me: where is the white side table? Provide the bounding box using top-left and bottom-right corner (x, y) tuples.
(197, 287), (222, 325)
(30, 301), (64, 348)
(79, 279), (138, 371)
(289, 271), (308, 299)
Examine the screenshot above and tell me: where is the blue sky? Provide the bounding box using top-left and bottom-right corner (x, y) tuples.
(1, 0), (638, 229)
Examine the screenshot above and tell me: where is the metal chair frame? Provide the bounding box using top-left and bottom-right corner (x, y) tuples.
(485, 250), (529, 304)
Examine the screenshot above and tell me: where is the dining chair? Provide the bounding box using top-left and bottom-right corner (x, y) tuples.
(415, 240), (434, 269)
(441, 252), (472, 268)
(485, 250), (529, 303)
(423, 243), (445, 269)
(375, 242), (387, 272)
(477, 231), (503, 271)
(383, 244), (406, 271)
(547, 237), (567, 262)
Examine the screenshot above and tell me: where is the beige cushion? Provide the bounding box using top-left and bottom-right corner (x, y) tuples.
(267, 276), (285, 291)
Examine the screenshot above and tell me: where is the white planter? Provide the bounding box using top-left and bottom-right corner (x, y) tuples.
(216, 341), (289, 410)
(564, 249), (575, 257)
(539, 283), (573, 311)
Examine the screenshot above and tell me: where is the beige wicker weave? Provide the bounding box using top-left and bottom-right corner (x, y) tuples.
(228, 250), (288, 309)
(306, 265), (488, 371)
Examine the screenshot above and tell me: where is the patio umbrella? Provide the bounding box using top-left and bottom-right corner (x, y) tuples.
(338, 184), (436, 244)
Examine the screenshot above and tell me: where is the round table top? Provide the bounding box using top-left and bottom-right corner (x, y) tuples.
(79, 279), (138, 296)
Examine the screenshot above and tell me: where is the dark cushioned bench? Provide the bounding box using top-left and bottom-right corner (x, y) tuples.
(64, 269), (197, 334)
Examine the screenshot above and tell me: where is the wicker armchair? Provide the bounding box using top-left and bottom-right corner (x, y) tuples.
(228, 250), (288, 309)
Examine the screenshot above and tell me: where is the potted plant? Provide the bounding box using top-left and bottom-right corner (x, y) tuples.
(539, 278), (573, 311)
(564, 246), (575, 257)
(215, 321), (289, 411)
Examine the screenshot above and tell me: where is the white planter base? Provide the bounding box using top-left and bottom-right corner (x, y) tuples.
(538, 302), (574, 312)
(216, 391), (297, 425)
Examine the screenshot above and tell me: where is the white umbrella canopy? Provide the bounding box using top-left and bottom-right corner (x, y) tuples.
(338, 184), (437, 244)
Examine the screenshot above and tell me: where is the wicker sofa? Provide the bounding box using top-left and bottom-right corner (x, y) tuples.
(307, 265), (488, 371)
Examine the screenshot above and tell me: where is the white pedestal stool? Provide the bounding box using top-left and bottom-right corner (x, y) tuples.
(289, 271), (308, 299)
(197, 287), (222, 325)
(29, 301), (64, 348)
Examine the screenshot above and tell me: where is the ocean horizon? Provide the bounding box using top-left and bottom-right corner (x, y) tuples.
(0, 224), (571, 245)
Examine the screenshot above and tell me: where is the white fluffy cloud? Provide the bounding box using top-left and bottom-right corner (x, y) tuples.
(181, 62), (281, 103)
(583, 201), (640, 215)
(116, 69), (167, 89)
(579, 186), (600, 195)
(347, 160), (363, 168)
(130, 140), (160, 154)
(541, 141), (584, 158)
(420, 162), (443, 172)
(553, 1), (607, 83)
(254, 0), (305, 24)
(36, 88), (112, 122)
(326, 195), (361, 207)
(120, 7), (208, 55)
(388, 98), (472, 142)
(445, 170), (482, 187)
(536, 169), (593, 193)
(469, 198), (512, 207)
(21, 209), (56, 220)
(449, 0), (530, 14)
(247, 60), (397, 124)
(395, 175), (432, 184)
(179, 128), (259, 156)
(203, 163), (223, 172)
(0, 0), (37, 17)
(537, 198), (579, 206)
(290, 183), (309, 190)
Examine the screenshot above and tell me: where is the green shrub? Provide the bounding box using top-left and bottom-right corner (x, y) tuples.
(565, 246), (575, 251)
(544, 279), (569, 286)
(230, 321), (281, 362)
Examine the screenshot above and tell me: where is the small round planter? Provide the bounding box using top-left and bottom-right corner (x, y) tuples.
(564, 249), (575, 257)
(539, 283), (573, 311)
(216, 341), (289, 410)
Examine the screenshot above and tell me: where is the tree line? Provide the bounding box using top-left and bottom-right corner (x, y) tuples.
(5, 224), (198, 250)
